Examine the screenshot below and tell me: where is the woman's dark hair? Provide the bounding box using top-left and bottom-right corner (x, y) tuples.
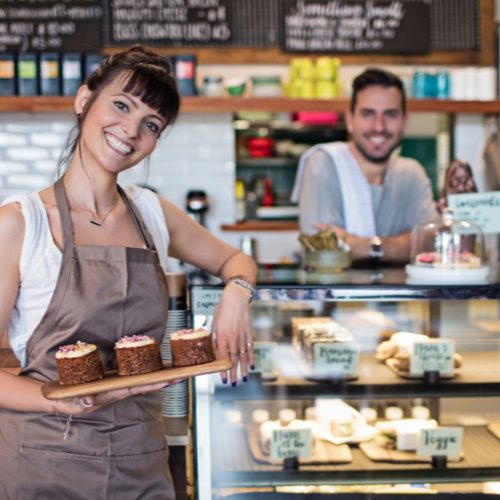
(350, 68), (406, 114)
(57, 45), (180, 175)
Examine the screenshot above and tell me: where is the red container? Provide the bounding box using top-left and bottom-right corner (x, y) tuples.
(246, 137), (274, 158)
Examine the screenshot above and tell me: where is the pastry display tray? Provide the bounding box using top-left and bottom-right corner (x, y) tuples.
(42, 359), (232, 400)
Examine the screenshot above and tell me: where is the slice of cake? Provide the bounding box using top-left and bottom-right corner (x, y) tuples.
(55, 341), (104, 385)
(115, 335), (163, 376)
(170, 328), (215, 367)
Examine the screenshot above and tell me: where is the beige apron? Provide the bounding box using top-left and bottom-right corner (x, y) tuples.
(0, 178), (175, 500)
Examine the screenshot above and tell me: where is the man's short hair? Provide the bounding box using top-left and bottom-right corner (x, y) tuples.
(350, 68), (406, 114)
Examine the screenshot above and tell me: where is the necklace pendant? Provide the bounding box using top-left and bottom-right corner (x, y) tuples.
(90, 220), (102, 227)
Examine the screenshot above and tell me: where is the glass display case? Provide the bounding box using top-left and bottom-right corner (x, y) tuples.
(191, 267), (500, 499)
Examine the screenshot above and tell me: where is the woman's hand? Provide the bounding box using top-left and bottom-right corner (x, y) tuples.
(51, 379), (183, 415)
(211, 282), (254, 386)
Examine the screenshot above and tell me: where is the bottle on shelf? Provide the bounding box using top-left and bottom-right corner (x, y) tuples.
(39, 53), (61, 96)
(262, 178), (275, 207)
(61, 53), (83, 96)
(235, 178), (247, 223)
(0, 53), (15, 96)
(17, 53), (38, 96)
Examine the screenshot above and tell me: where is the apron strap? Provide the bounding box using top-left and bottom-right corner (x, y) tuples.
(54, 176), (75, 252)
(118, 185), (157, 251)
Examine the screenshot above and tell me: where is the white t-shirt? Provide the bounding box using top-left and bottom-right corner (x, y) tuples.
(1, 185), (170, 367)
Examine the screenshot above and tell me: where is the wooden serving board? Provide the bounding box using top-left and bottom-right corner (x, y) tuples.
(42, 359), (232, 400)
(385, 358), (457, 380)
(487, 421), (500, 440)
(247, 422), (352, 465)
(360, 440), (462, 463)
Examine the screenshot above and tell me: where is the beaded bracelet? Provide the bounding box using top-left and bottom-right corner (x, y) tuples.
(226, 276), (256, 302)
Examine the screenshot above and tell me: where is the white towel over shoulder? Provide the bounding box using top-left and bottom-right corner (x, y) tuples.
(291, 142), (376, 237)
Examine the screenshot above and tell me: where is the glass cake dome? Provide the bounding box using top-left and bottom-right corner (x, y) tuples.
(406, 209), (489, 283)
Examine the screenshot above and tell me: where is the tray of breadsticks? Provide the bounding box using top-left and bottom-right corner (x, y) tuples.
(375, 332), (463, 380)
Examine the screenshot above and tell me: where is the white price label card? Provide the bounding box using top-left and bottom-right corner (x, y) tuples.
(313, 342), (359, 376)
(410, 340), (454, 376)
(449, 191), (500, 234)
(417, 427), (463, 458)
(191, 289), (222, 316)
(253, 342), (276, 376)
(271, 428), (312, 461)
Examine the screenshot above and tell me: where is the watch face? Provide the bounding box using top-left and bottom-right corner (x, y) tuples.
(370, 237), (384, 259)
(370, 246), (384, 259)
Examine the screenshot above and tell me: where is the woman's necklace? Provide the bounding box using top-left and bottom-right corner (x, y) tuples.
(67, 191), (121, 227)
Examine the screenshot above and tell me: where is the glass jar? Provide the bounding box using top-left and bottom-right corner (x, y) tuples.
(250, 76), (282, 97)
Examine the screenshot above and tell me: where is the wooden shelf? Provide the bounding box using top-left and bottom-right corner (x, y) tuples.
(221, 221), (298, 231)
(182, 97), (500, 114)
(2, 96), (500, 114)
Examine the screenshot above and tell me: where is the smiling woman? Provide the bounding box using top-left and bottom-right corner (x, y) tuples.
(0, 46), (257, 499)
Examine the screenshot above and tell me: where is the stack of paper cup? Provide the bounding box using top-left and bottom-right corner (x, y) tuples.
(451, 67), (497, 100)
(476, 68), (496, 101)
(161, 272), (190, 418)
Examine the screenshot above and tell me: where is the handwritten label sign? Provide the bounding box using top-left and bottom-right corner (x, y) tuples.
(280, 0), (430, 54)
(253, 342), (276, 377)
(105, 0), (232, 46)
(410, 340), (454, 376)
(417, 427), (463, 458)
(0, 0), (103, 52)
(191, 288), (222, 316)
(271, 427), (312, 460)
(313, 341), (359, 377)
(448, 191), (500, 235)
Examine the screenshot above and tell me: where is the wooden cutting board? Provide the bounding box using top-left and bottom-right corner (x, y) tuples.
(42, 359), (232, 400)
(385, 358), (457, 380)
(488, 421), (500, 440)
(360, 440), (462, 463)
(247, 422), (352, 465)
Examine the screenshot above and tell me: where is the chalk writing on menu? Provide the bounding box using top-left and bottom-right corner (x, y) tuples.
(0, 0), (103, 52)
(280, 0), (431, 54)
(106, 0), (232, 46)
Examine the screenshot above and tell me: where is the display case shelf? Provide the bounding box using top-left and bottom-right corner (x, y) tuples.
(213, 351), (500, 401)
(212, 427), (500, 488)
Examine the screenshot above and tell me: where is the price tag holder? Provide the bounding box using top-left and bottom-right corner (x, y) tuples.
(409, 340), (454, 376)
(191, 288), (222, 316)
(417, 427), (463, 459)
(313, 342), (359, 377)
(271, 428), (312, 461)
(253, 342), (276, 378)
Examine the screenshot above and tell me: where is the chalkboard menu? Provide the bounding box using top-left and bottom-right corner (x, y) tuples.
(105, 0), (232, 47)
(0, 0), (103, 52)
(280, 0), (431, 54)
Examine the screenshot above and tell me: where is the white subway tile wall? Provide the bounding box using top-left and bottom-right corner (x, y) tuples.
(0, 113), (236, 244)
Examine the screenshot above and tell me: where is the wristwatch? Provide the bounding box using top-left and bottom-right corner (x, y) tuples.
(369, 235), (384, 260)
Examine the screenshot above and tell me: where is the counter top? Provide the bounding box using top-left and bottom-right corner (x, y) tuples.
(192, 265), (500, 300)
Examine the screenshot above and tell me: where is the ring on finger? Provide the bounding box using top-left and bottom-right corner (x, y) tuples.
(246, 341), (254, 348)
(81, 398), (93, 408)
(239, 349), (247, 355)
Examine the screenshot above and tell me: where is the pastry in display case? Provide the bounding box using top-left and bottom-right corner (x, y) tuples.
(190, 269), (500, 499)
(406, 208), (489, 283)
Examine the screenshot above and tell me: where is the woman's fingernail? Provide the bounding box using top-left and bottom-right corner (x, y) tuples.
(243, 376), (248, 382)
(222, 378), (227, 384)
(231, 382), (237, 387)
(250, 364), (255, 370)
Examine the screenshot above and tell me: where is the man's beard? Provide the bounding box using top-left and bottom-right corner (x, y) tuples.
(353, 136), (401, 164)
